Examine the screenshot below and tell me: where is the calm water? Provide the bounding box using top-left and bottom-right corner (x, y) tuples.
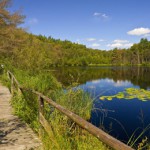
(51, 67), (150, 144)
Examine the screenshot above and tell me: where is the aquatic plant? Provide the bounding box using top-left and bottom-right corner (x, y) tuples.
(100, 88), (150, 101)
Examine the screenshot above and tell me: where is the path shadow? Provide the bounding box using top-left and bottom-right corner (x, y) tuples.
(0, 118), (26, 145)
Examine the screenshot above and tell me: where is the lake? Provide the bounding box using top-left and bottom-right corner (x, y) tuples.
(51, 66), (150, 145)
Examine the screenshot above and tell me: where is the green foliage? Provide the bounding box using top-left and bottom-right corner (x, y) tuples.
(5, 33), (150, 70)
(1, 22), (150, 70)
(0, 0), (25, 56)
(41, 120), (111, 150)
(1, 69), (110, 150)
(40, 89), (110, 150)
(51, 67), (150, 90)
(0, 69), (11, 90)
(53, 89), (92, 120)
(11, 91), (39, 132)
(14, 88), (108, 150)
(100, 88), (150, 101)
(8, 69), (62, 94)
(137, 136), (148, 150)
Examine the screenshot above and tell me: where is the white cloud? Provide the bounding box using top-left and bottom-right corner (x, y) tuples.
(124, 43), (133, 47)
(28, 18), (38, 25)
(93, 12), (109, 19)
(107, 43), (122, 48)
(105, 79), (114, 83)
(92, 43), (100, 47)
(91, 80), (101, 84)
(107, 43), (133, 49)
(114, 80), (130, 87)
(113, 39), (129, 43)
(107, 39), (133, 49)
(88, 43), (100, 49)
(127, 27), (150, 36)
(86, 38), (105, 42)
(86, 38), (96, 42)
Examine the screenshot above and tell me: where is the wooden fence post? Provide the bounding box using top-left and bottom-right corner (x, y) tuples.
(38, 95), (59, 148)
(38, 95), (44, 138)
(39, 95), (44, 115)
(11, 76), (14, 94)
(7, 71), (10, 80)
(17, 87), (22, 96)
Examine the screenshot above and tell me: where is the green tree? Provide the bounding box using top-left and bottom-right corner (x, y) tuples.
(0, 0), (24, 56)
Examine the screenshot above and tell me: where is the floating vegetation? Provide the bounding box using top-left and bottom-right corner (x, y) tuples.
(100, 88), (150, 101)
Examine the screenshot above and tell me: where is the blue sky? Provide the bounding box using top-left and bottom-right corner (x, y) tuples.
(10, 0), (150, 50)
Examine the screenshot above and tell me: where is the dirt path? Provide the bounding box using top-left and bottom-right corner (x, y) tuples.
(0, 83), (42, 150)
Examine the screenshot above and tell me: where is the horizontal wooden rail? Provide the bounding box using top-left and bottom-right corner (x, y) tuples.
(7, 71), (134, 150)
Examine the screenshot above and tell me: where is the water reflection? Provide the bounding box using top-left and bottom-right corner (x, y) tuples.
(51, 67), (150, 145)
(51, 66), (150, 89)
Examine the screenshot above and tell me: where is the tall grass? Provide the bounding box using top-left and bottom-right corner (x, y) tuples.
(0, 68), (111, 150)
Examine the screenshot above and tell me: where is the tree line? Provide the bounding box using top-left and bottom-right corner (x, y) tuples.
(1, 0), (150, 71)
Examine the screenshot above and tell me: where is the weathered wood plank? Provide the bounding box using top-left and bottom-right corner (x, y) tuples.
(38, 96), (44, 115)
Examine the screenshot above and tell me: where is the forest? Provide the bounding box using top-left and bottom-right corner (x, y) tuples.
(1, 1), (150, 71)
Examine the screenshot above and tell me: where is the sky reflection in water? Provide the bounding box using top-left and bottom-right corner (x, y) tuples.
(51, 67), (150, 143)
(79, 78), (150, 143)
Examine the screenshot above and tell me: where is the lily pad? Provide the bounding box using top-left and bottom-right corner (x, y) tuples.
(99, 88), (150, 102)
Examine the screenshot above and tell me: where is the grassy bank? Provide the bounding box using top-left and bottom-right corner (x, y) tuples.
(88, 63), (150, 67)
(0, 68), (111, 150)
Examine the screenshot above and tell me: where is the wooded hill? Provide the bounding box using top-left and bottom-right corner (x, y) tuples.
(1, 0), (150, 71)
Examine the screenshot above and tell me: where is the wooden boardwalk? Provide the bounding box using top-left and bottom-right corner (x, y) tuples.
(0, 83), (42, 150)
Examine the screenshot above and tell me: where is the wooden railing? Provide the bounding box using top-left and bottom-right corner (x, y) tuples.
(7, 71), (134, 150)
